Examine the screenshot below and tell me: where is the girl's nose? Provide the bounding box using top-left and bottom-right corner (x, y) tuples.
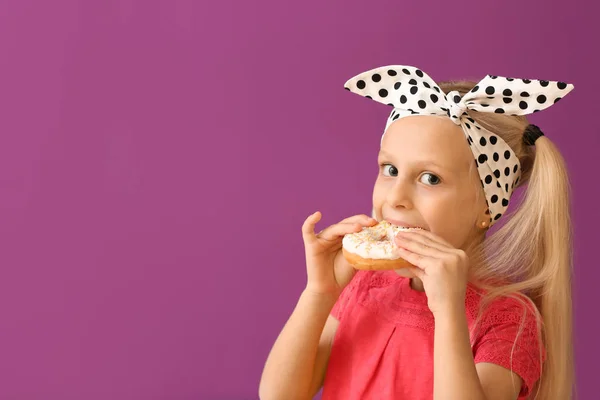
(386, 179), (414, 210)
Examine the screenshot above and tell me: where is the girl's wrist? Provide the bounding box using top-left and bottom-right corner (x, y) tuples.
(301, 287), (340, 308)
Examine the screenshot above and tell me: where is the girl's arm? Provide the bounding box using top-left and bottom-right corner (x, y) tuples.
(259, 289), (339, 400)
(260, 212), (372, 399)
(433, 304), (522, 400)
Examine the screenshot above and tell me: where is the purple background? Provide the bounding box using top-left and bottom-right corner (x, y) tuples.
(0, 0), (597, 399)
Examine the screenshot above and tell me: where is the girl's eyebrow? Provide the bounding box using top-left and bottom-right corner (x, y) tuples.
(378, 150), (455, 174)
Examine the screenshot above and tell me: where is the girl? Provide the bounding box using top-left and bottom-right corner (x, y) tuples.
(259, 65), (575, 400)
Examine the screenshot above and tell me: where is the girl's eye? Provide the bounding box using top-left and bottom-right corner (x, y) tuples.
(381, 164), (398, 177)
(420, 173), (441, 185)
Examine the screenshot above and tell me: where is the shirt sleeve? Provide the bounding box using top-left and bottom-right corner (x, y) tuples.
(330, 271), (366, 321)
(472, 296), (545, 397)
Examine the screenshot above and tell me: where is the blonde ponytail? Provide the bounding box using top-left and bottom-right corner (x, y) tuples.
(470, 134), (575, 399)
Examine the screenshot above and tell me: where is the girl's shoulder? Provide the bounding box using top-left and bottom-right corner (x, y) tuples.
(466, 286), (541, 341)
(467, 288), (546, 396)
(467, 286), (539, 318)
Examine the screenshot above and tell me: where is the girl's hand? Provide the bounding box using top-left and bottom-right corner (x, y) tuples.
(302, 211), (378, 296)
(394, 230), (470, 315)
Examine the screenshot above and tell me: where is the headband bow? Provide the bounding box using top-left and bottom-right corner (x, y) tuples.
(344, 65), (574, 226)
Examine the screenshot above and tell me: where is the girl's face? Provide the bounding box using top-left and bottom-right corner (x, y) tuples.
(372, 116), (488, 276)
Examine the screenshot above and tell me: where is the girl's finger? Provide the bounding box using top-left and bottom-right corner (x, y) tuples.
(408, 266), (425, 280)
(398, 229), (454, 249)
(339, 214), (378, 226)
(315, 214), (377, 241)
(394, 246), (432, 270)
(394, 230), (451, 254)
(394, 233), (450, 268)
(318, 222), (364, 241)
(301, 211), (322, 243)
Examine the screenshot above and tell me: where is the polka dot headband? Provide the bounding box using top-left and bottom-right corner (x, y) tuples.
(343, 65), (574, 226)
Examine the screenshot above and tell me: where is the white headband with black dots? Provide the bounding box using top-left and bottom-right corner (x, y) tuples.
(344, 65), (574, 226)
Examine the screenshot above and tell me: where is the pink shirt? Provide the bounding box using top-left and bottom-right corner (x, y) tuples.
(322, 270), (544, 400)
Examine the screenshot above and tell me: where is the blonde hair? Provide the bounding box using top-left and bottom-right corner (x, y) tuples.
(373, 80), (575, 398)
(435, 80), (575, 399)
